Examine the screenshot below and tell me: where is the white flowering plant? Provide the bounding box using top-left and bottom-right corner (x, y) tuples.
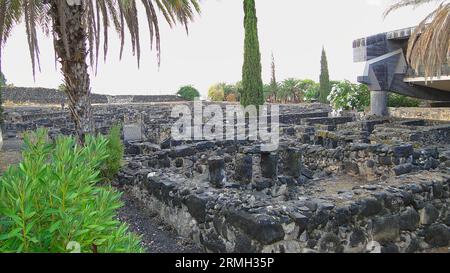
(327, 80), (370, 112)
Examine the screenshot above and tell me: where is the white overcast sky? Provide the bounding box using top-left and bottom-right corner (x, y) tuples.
(1, 0), (438, 96)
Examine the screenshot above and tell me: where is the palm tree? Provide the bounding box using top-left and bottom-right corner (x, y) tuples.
(384, 0), (449, 80)
(281, 78), (303, 103)
(0, 0), (200, 142)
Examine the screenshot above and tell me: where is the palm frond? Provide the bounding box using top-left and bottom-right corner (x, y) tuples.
(0, 0), (201, 77)
(407, 3), (450, 80)
(384, 0), (440, 17)
(385, 0), (450, 80)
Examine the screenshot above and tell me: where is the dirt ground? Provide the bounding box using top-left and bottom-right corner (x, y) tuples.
(118, 189), (203, 253)
(0, 138), (23, 174)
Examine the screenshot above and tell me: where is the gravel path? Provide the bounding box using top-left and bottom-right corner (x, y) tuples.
(117, 189), (203, 253)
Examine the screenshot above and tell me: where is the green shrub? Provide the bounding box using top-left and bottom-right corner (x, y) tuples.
(102, 124), (124, 182)
(0, 129), (143, 253)
(176, 85), (200, 101)
(299, 79), (320, 102)
(388, 93), (420, 107)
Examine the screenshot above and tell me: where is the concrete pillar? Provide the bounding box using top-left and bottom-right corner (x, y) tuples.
(208, 156), (226, 188)
(370, 90), (389, 116)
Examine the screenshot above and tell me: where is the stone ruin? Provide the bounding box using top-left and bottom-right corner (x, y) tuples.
(3, 102), (450, 253)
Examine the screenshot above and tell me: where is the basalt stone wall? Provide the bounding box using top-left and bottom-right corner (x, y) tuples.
(371, 124), (450, 145)
(389, 107), (450, 122)
(2, 87), (184, 105)
(3, 87), (109, 104)
(123, 172), (450, 253)
(299, 143), (441, 181)
(131, 95), (184, 103)
(3, 87), (68, 104)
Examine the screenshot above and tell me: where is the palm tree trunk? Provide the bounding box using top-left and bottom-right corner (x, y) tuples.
(50, 0), (93, 142)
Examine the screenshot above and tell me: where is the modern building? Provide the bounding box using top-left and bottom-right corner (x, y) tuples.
(353, 27), (450, 116)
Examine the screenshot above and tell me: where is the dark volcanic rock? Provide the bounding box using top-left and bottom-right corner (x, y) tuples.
(284, 148), (302, 178)
(424, 224), (450, 247)
(260, 152), (278, 179)
(393, 163), (413, 176)
(225, 210), (285, 245)
(399, 207), (420, 231)
(234, 154), (253, 184)
(359, 198), (383, 217)
(185, 194), (209, 224)
(389, 144), (414, 158)
(370, 215), (400, 243)
(420, 204), (440, 225)
(318, 233), (343, 253)
(171, 145), (195, 158)
(208, 156), (226, 188)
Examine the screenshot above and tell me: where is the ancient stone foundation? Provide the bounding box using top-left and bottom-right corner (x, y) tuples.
(124, 170), (450, 253)
(3, 102), (450, 253)
(114, 104), (450, 253)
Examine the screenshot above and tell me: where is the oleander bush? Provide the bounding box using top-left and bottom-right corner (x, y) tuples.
(102, 124), (124, 182)
(0, 129), (143, 253)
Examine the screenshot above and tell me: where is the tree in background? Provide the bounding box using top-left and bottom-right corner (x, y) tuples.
(223, 83), (240, 101)
(385, 0), (449, 80)
(0, 71), (5, 86)
(319, 47), (331, 103)
(280, 78), (303, 103)
(208, 84), (225, 102)
(225, 93), (238, 102)
(57, 84), (67, 93)
(241, 0), (264, 107)
(0, 0), (200, 142)
(177, 85), (200, 101)
(299, 79), (320, 102)
(268, 53), (279, 103)
(0, 71), (5, 125)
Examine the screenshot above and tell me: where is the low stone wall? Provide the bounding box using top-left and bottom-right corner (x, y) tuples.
(2, 87), (184, 105)
(371, 124), (450, 145)
(389, 107), (450, 122)
(121, 170), (450, 253)
(299, 143), (441, 181)
(2, 87), (109, 104)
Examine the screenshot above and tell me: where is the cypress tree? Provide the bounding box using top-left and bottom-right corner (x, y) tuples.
(319, 47), (331, 103)
(0, 72), (5, 126)
(269, 52), (278, 102)
(241, 0), (264, 107)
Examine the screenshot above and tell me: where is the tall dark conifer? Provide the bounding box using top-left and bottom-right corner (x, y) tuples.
(241, 0), (264, 107)
(319, 47), (331, 103)
(269, 52), (278, 102)
(0, 71), (5, 126)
